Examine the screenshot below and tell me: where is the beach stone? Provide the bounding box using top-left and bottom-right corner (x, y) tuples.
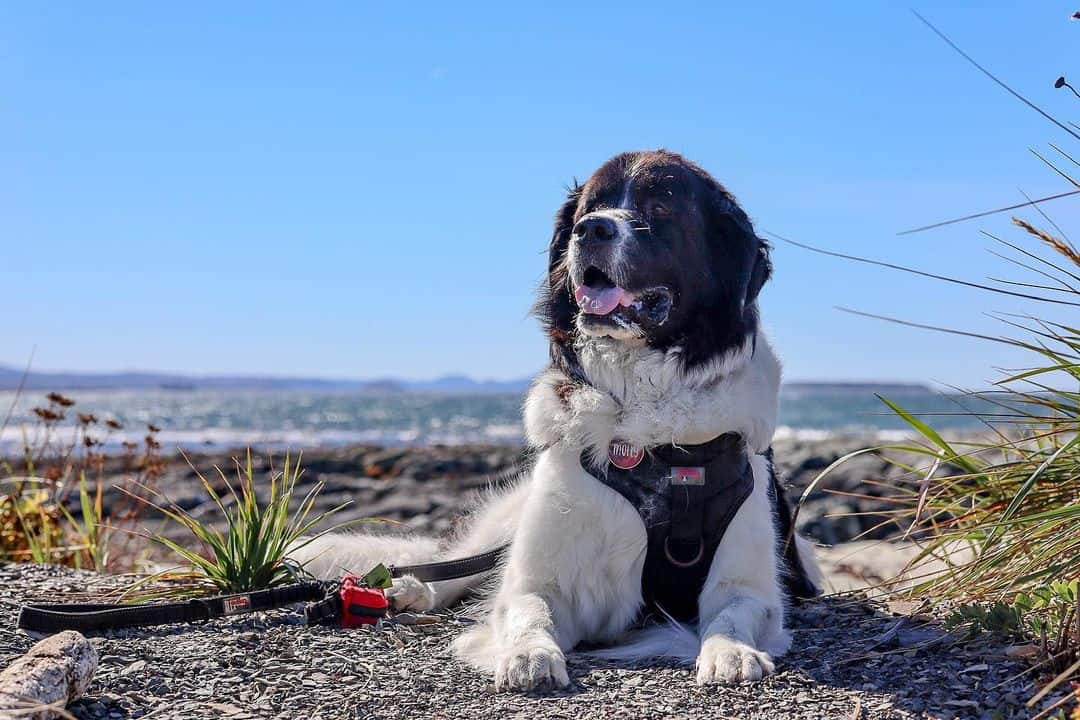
(0, 630), (99, 720)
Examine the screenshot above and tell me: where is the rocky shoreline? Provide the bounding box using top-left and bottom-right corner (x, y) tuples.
(80, 434), (929, 559)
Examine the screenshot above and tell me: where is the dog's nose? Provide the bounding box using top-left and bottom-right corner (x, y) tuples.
(572, 215), (617, 244)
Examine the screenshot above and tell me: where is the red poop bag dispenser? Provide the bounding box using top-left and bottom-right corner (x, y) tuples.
(338, 573), (389, 627)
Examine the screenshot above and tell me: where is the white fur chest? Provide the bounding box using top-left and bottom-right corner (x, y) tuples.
(523, 332), (782, 468)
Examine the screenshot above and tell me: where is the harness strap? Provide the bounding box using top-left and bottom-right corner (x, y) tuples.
(665, 479), (707, 566)
(17, 582), (327, 634)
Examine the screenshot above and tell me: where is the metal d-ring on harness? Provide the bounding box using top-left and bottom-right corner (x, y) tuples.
(664, 535), (704, 568)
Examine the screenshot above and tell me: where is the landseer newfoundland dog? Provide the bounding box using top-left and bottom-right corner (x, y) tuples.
(294, 150), (822, 690)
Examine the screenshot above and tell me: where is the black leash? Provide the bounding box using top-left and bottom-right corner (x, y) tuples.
(17, 546), (509, 635)
(17, 582), (327, 634)
(389, 544), (507, 583)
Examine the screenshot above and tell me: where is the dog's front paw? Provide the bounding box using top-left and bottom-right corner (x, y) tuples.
(695, 638), (775, 685)
(493, 642), (569, 692)
(387, 575), (436, 612)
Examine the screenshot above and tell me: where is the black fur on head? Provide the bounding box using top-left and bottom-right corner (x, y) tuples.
(535, 149), (771, 377)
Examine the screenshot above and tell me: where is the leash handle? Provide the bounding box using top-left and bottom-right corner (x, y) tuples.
(17, 582), (328, 634)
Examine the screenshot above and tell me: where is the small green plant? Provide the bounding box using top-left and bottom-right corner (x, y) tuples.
(129, 450), (356, 593)
(946, 600), (1028, 638)
(59, 472), (111, 572)
(946, 582), (1078, 645)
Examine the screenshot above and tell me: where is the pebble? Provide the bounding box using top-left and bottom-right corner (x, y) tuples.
(120, 659), (148, 676)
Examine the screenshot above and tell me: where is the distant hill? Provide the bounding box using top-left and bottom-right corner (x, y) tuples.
(0, 364), (533, 394)
(0, 363), (931, 395)
(783, 381), (931, 394)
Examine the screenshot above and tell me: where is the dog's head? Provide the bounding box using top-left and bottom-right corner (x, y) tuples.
(538, 150), (771, 374)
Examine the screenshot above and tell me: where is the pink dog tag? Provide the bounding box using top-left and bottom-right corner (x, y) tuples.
(608, 440), (644, 470)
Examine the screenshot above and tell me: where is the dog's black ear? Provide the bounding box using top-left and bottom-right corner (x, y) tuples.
(673, 176), (768, 371)
(548, 182), (581, 275)
(746, 238), (772, 305)
(534, 183), (583, 367)
(704, 181), (768, 307)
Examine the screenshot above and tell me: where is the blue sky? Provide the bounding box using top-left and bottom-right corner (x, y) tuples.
(2, 2), (1077, 386)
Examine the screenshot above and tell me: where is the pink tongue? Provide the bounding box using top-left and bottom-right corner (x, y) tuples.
(575, 285), (625, 315)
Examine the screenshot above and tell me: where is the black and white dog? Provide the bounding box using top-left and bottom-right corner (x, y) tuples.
(295, 150), (821, 690)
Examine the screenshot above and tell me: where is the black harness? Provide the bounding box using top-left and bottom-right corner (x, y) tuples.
(580, 432), (755, 622)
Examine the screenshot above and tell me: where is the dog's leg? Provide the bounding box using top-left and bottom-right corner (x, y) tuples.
(695, 591), (781, 684)
(454, 449), (645, 692)
(488, 590), (571, 691)
(469, 501), (579, 692)
(695, 454), (788, 685)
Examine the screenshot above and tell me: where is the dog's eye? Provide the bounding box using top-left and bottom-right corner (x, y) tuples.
(650, 202), (671, 218)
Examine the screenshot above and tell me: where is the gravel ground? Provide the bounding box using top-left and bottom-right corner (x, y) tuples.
(1, 564), (1053, 720)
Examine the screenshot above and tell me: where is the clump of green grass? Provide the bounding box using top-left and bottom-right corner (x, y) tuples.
(801, 216), (1080, 706)
(0, 480), (67, 564)
(128, 450), (356, 593)
(797, 13), (1080, 706)
(857, 220), (1080, 683)
(805, 216), (1079, 625)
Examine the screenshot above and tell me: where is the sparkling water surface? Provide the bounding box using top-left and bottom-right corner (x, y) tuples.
(0, 384), (1001, 453)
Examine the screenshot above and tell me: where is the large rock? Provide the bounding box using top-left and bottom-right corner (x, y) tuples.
(0, 631), (98, 720)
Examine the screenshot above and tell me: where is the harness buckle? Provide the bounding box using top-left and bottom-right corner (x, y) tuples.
(663, 536), (705, 568)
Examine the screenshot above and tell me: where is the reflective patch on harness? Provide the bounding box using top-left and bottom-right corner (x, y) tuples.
(671, 467), (705, 485)
(223, 596), (251, 615)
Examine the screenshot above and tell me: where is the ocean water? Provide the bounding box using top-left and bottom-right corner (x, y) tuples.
(0, 384), (999, 453)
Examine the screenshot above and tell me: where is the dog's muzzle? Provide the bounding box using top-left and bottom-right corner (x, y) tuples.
(568, 211), (673, 332)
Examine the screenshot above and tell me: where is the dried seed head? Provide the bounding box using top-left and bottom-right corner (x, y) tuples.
(33, 407), (64, 422)
(1012, 217), (1080, 267)
(46, 392), (75, 407)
